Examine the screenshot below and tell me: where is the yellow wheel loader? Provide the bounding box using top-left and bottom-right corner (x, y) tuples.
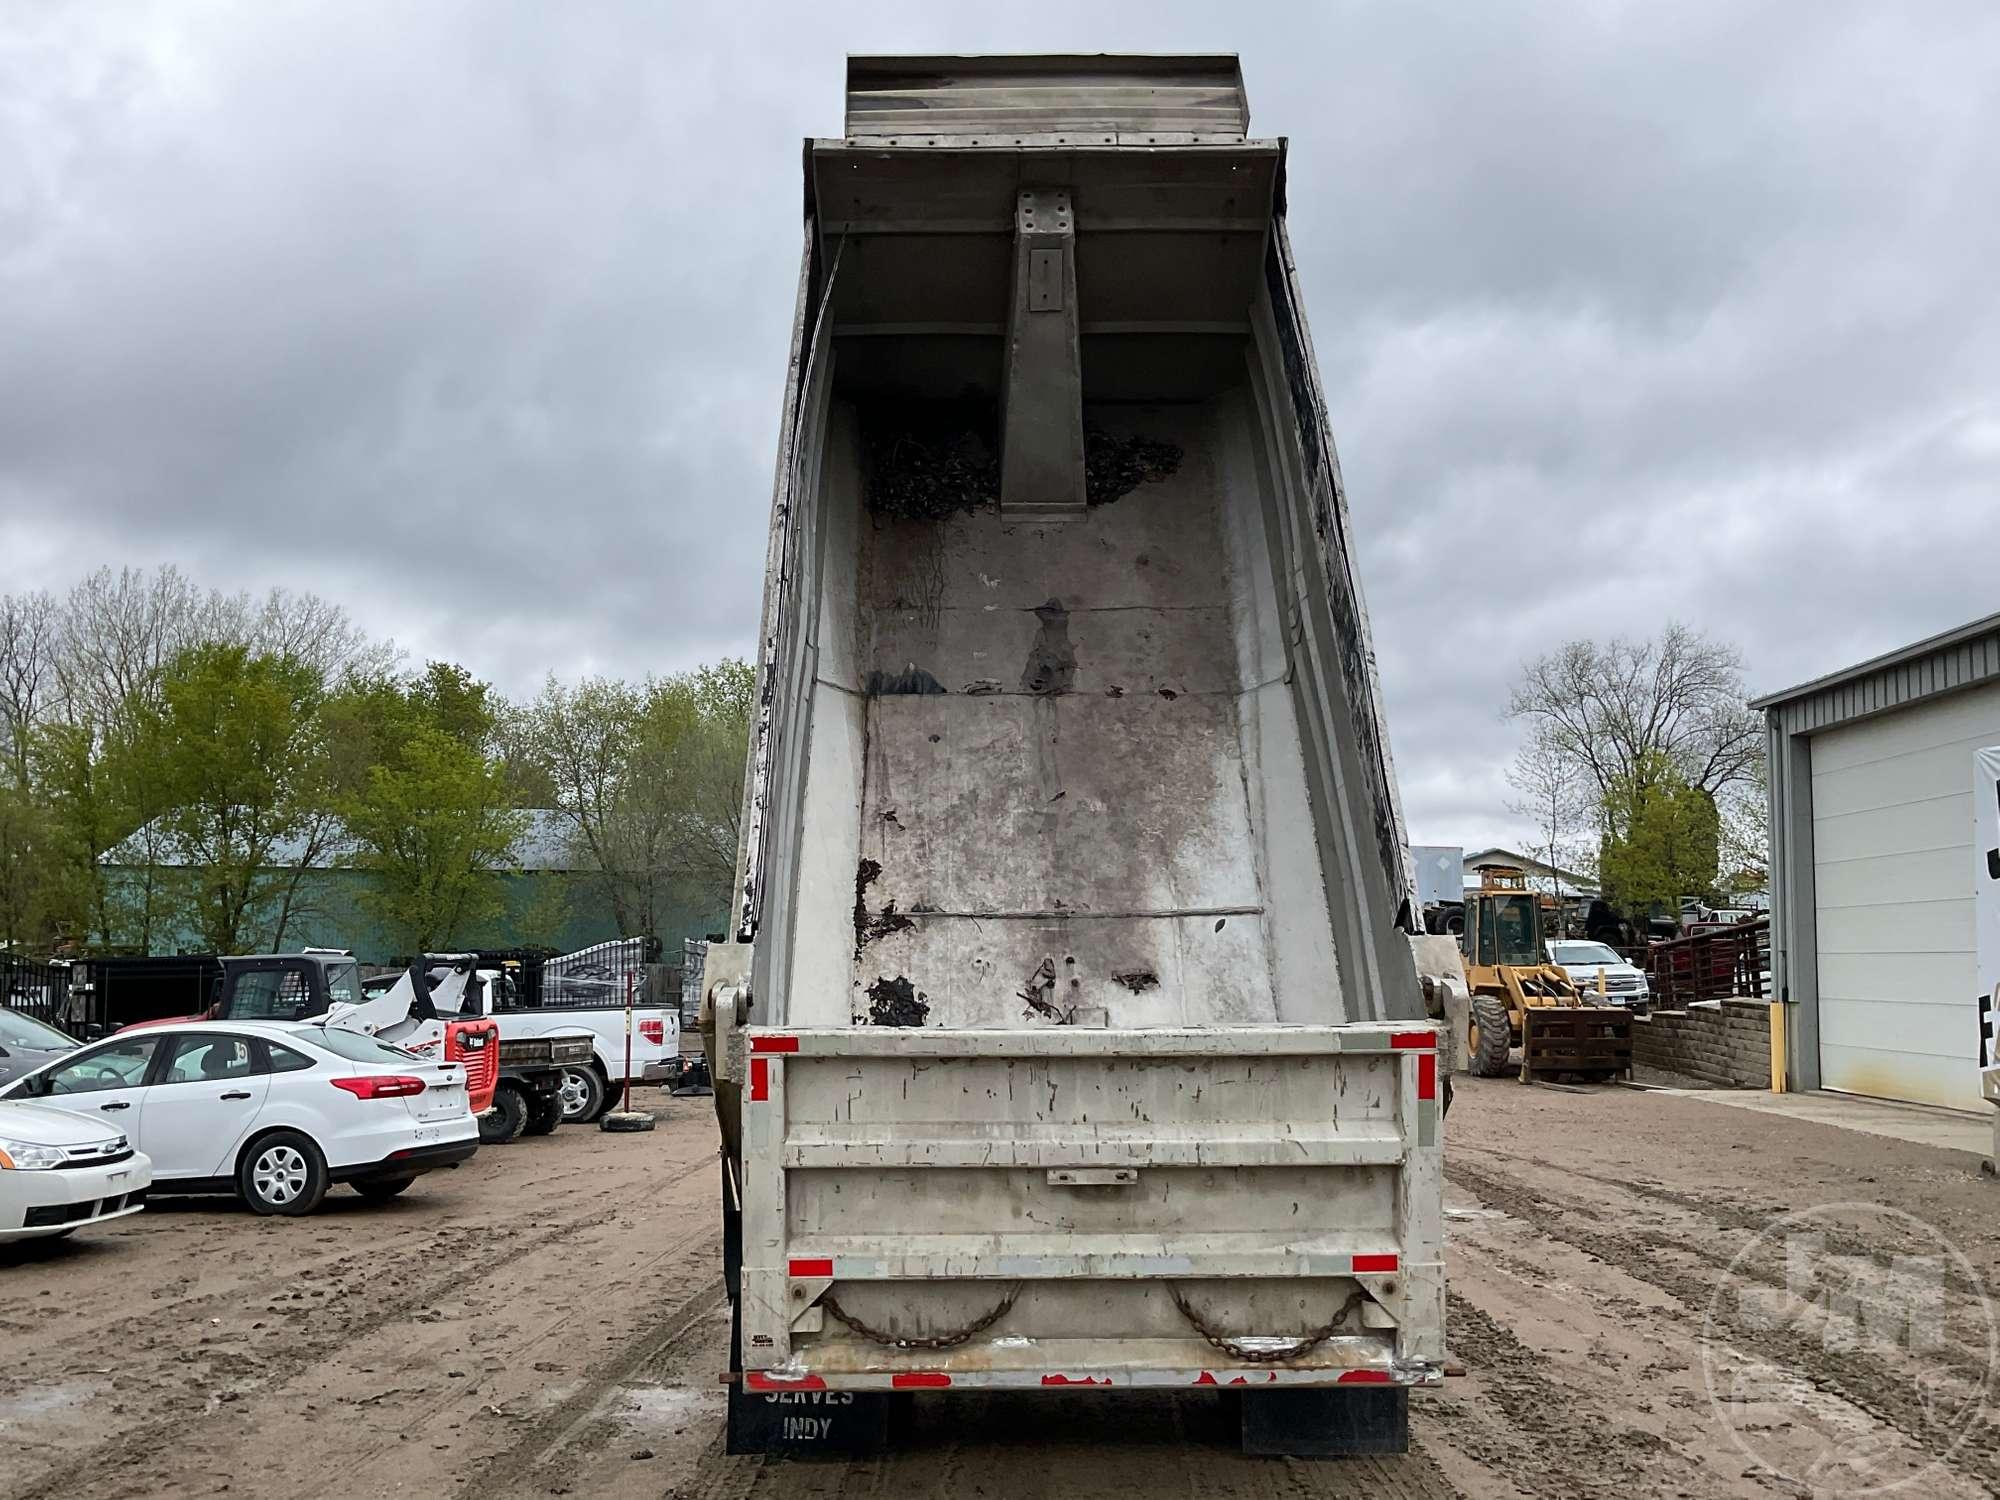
(1459, 869), (1633, 1082)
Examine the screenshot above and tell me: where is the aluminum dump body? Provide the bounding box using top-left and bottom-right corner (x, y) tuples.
(708, 55), (1441, 1413)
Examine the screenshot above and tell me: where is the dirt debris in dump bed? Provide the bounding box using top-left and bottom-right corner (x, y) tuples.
(861, 398), (1000, 521)
(864, 974), (931, 1027)
(1084, 429), (1182, 506)
(853, 857), (915, 949)
(7, 1084), (2000, 1499)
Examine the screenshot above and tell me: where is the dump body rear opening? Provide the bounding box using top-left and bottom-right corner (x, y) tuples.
(706, 54), (1441, 1454)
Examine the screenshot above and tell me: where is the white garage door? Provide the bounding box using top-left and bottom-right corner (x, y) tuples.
(1812, 679), (2000, 1110)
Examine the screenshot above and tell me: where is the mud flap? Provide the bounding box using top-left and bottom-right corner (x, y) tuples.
(725, 1299), (892, 1456)
(1238, 1388), (1409, 1457)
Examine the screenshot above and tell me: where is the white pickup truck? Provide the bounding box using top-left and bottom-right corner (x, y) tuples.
(404, 947), (680, 1123)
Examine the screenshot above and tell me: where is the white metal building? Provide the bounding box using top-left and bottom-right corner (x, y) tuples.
(1756, 612), (2000, 1111)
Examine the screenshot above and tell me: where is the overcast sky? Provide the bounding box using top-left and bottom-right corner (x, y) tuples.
(5, 2), (1998, 851)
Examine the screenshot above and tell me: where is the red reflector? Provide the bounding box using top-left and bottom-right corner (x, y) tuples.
(749, 1057), (769, 1102)
(789, 1257), (834, 1278)
(1338, 1369), (1394, 1384)
(750, 1035), (799, 1053)
(892, 1372), (951, 1389)
(331, 1075), (426, 1099)
(1418, 1053), (1437, 1101)
(1353, 1253), (1398, 1273)
(639, 1018), (665, 1044)
(744, 1372), (826, 1391)
(1389, 1031), (1435, 1050)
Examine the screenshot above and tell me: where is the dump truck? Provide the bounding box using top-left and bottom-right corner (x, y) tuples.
(700, 54), (1444, 1458)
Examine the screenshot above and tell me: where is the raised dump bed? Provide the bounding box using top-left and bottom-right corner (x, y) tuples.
(703, 54), (1441, 1457)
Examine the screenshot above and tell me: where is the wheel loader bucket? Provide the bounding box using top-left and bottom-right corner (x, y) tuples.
(1519, 1005), (1633, 1083)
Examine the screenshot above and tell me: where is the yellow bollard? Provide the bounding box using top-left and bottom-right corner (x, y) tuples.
(1769, 1000), (1787, 1093)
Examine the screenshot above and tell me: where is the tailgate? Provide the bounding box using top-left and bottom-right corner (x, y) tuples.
(736, 1024), (1443, 1392)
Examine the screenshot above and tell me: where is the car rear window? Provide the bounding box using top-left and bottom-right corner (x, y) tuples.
(262, 1041), (317, 1073)
(303, 1028), (425, 1065)
(0, 1008), (74, 1051)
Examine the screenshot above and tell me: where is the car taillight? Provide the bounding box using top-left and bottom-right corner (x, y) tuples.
(639, 1019), (665, 1044)
(331, 1075), (427, 1099)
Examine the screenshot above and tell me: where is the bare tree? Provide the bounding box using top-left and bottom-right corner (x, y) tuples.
(1508, 623), (1762, 817)
(245, 588), (400, 687)
(1505, 724), (1595, 929)
(55, 567), (392, 728)
(0, 591), (59, 788)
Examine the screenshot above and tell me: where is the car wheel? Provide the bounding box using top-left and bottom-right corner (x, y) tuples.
(523, 1091), (563, 1136)
(480, 1082), (529, 1144)
(353, 1176), (417, 1202)
(558, 1066), (606, 1124)
(238, 1131), (329, 1217)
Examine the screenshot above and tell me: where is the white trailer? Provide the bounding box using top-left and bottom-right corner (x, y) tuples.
(703, 54), (1444, 1457)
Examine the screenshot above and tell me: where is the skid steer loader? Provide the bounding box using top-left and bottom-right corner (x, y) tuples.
(1460, 868), (1633, 1082)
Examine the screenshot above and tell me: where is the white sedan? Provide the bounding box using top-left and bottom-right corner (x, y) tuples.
(0, 1100), (153, 1244)
(0, 1020), (478, 1216)
(1546, 940), (1651, 1005)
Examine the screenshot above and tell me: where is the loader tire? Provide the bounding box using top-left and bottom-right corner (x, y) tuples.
(1467, 993), (1513, 1078)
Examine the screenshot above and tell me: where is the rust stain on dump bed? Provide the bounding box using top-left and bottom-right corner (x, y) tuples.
(1020, 598), (1076, 695)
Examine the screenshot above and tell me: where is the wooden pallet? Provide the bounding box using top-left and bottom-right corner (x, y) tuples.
(1519, 1007), (1633, 1083)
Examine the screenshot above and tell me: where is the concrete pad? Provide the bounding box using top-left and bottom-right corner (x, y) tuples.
(1649, 1086), (1994, 1158)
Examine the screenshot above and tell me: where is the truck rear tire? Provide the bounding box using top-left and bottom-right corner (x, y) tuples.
(523, 1092), (564, 1136)
(480, 1082), (529, 1144)
(1467, 993), (1513, 1078)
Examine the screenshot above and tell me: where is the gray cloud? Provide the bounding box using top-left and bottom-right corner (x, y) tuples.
(4, 2), (1997, 852)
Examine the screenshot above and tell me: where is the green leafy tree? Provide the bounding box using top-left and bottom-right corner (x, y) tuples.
(1598, 752), (1721, 914)
(525, 660), (753, 938)
(0, 785), (47, 952)
(341, 719), (527, 954)
(144, 644), (329, 953)
(328, 663), (525, 953)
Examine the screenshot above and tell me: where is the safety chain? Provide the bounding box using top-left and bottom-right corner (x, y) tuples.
(821, 1284), (1022, 1350)
(1168, 1286), (1369, 1364)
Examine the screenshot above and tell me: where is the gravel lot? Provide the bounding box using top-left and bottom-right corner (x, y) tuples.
(5, 1081), (1999, 1499)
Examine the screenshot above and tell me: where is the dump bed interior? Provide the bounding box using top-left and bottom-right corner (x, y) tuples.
(741, 56), (1421, 1036)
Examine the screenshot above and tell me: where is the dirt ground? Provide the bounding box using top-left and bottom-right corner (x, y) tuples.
(5, 1080), (2000, 1499)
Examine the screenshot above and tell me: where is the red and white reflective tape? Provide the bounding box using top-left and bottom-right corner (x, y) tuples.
(742, 1366), (1429, 1392)
(781, 1251), (1390, 1277)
